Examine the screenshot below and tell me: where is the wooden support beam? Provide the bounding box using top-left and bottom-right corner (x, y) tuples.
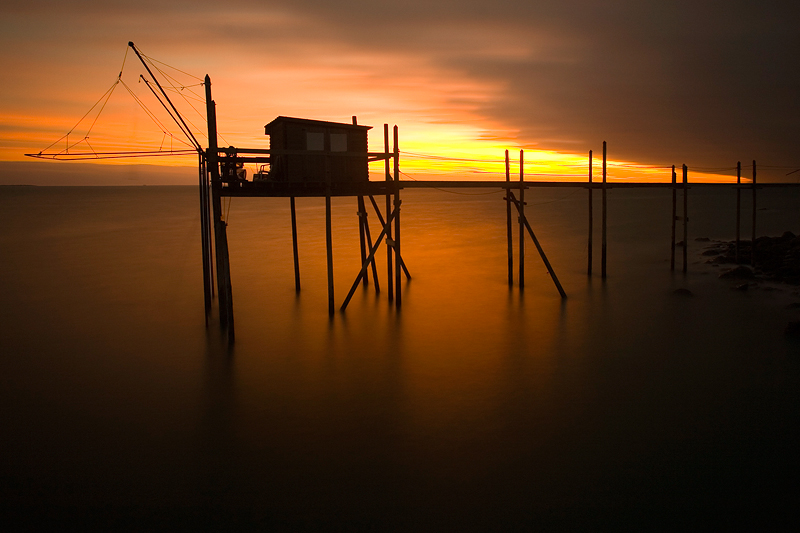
(508, 192), (567, 299)
(211, 191), (226, 327)
(384, 124), (393, 301)
(506, 150), (513, 286)
(325, 195), (334, 316)
(353, 115), (369, 290)
(602, 141), (607, 279)
(752, 160), (757, 267)
(588, 149), (593, 276)
(325, 160), (335, 316)
(211, 186), (234, 342)
(670, 165), (676, 271)
(682, 164), (688, 274)
(394, 125), (402, 308)
(290, 196), (300, 292)
(736, 161), (741, 264)
(206, 166), (214, 300)
(368, 195), (411, 280)
(341, 208), (397, 311)
(361, 206), (380, 293)
(357, 197), (368, 288)
(198, 154), (211, 324)
(219, 217), (235, 344)
(206, 76), (234, 344)
(519, 150), (525, 288)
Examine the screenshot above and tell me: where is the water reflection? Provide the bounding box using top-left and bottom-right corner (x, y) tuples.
(2, 186), (800, 528)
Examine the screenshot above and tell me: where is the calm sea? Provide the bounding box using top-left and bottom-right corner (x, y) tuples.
(2, 184), (799, 529)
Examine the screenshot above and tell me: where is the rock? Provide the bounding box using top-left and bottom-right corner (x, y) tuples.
(731, 283), (749, 291)
(719, 266), (755, 279)
(673, 288), (693, 297)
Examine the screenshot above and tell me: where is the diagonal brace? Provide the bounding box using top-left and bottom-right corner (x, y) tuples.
(368, 195), (412, 280)
(507, 191), (567, 299)
(358, 205), (381, 293)
(341, 207), (398, 311)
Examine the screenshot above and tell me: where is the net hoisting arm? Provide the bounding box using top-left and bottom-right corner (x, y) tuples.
(128, 41), (203, 153)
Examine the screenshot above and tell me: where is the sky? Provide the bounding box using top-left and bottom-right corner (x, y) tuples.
(1, 0), (798, 184)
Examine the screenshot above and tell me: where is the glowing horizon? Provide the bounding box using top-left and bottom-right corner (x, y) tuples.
(2, 35), (782, 186)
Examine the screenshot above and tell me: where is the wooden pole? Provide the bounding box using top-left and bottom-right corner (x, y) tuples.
(506, 150), (513, 286)
(341, 208), (396, 311)
(670, 165), (676, 271)
(219, 202), (235, 343)
(601, 141), (607, 279)
(361, 206), (380, 293)
(384, 124), (393, 301)
(325, 195), (334, 315)
(357, 197), (368, 288)
(353, 115), (368, 289)
(206, 75), (234, 343)
(752, 160), (757, 267)
(290, 196), (300, 292)
(205, 162), (214, 299)
(736, 161), (741, 263)
(519, 150), (525, 288)
(394, 125), (401, 308)
(325, 154), (334, 316)
(588, 149), (593, 275)
(198, 153), (211, 324)
(369, 195), (410, 280)
(211, 190), (226, 327)
(682, 164), (688, 274)
(508, 193), (566, 299)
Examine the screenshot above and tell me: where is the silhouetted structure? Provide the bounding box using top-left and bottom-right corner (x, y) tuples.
(22, 43), (791, 347)
(264, 117), (370, 184)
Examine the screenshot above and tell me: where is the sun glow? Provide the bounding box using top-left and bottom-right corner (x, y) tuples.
(10, 43), (742, 184)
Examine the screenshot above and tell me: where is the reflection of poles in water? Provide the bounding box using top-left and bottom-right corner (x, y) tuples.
(201, 340), (236, 505)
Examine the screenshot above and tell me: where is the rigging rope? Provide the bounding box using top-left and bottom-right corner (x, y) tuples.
(30, 43), (209, 161)
(37, 79), (120, 155)
(26, 149), (198, 161)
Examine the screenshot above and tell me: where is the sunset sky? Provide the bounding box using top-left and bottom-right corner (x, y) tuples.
(2, 0), (798, 184)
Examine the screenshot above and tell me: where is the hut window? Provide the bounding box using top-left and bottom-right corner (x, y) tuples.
(330, 133), (347, 152)
(306, 132), (324, 151)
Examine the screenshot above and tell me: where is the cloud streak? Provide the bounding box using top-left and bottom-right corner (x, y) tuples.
(2, 0), (798, 176)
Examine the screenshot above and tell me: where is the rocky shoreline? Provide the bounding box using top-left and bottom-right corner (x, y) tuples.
(700, 232), (800, 337)
(701, 231), (800, 285)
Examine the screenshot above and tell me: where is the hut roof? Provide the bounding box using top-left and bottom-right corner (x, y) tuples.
(264, 116), (372, 134)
